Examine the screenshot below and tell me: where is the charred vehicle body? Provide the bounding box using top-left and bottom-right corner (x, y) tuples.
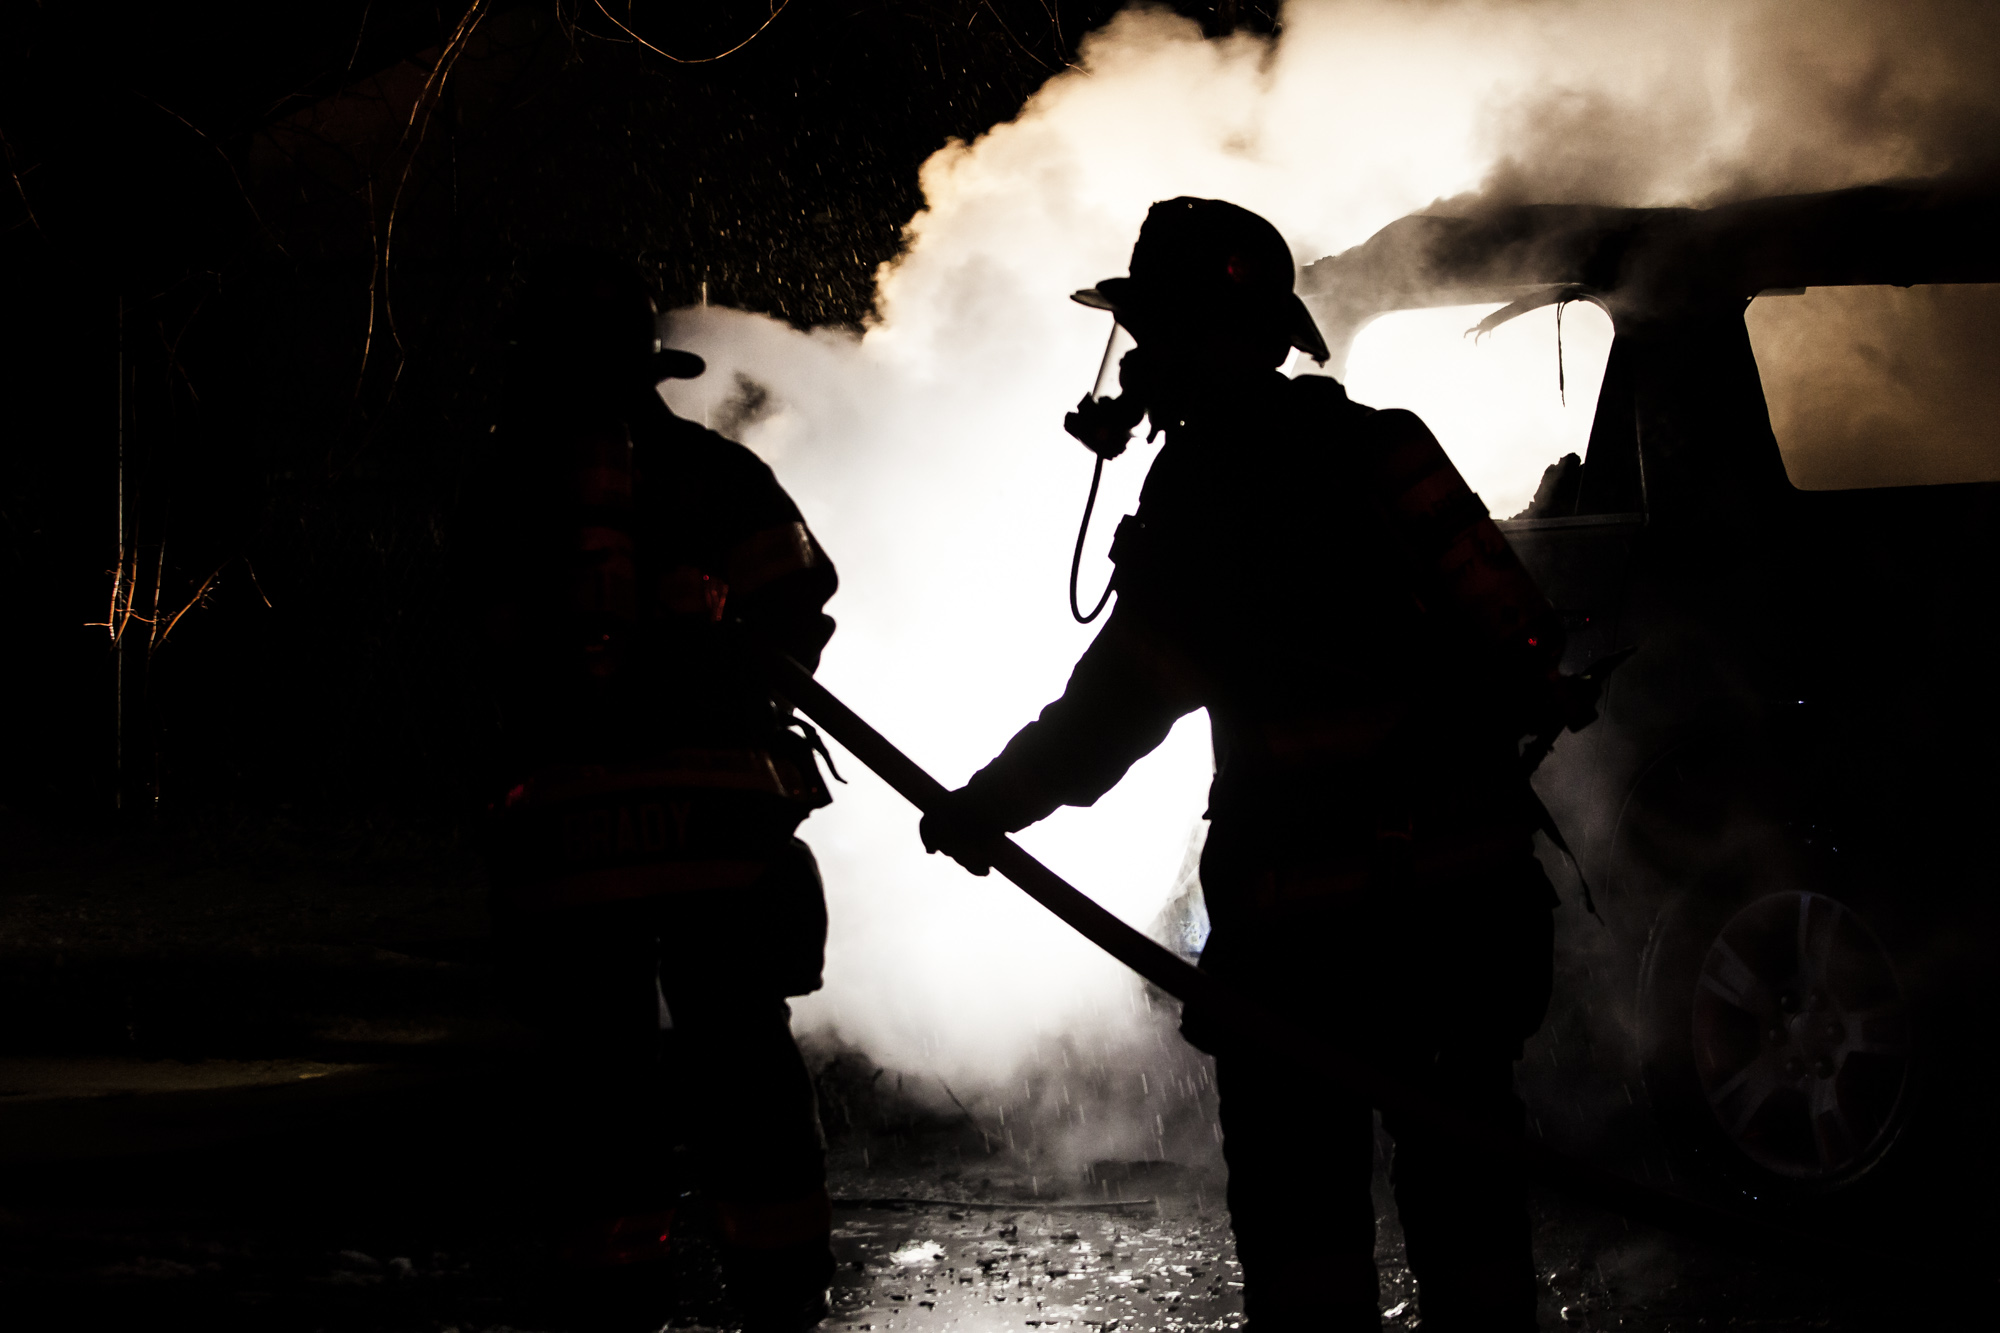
(1295, 180), (2000, 1220)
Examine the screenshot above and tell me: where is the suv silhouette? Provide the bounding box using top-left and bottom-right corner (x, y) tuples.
(1299, 180), (2000, 1211)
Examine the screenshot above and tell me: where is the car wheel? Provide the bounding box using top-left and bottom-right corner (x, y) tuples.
(1675, 890), (1913, 1185)
(1617, 745), (1918, 1195)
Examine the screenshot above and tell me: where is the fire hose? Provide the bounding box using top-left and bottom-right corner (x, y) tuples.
(758, 648), (1883, 1264)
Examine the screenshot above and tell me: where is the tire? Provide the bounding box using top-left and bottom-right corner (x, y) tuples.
(1617, 743), (1918, 1197)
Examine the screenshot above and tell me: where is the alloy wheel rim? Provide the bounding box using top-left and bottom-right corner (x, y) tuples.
(1691, 891), (1913, 1182)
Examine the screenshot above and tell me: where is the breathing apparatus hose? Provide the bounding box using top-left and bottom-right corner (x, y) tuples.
(753, 643), (1908, 1271)
(1069, 454), (1116, 624)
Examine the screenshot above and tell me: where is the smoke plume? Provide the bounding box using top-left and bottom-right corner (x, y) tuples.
(655, 0), (2000, 1109)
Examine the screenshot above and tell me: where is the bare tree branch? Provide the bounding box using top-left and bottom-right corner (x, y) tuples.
(132, 92), (290, 257)
(588, 0), (793, 65)
(0, 126), (43, 237)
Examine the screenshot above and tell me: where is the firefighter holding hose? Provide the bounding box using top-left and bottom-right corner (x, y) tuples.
(921, 199), (1561, 1332)
(476, 251), (838, 1332)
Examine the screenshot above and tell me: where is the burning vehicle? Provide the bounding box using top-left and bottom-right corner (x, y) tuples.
(1297, 179), (2000, 1213)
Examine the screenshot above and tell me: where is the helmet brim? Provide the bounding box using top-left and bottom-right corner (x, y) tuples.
(651, 348), (707, 381)
(1070, 279), (1329, 365)
(1070, 285), (1119, 312)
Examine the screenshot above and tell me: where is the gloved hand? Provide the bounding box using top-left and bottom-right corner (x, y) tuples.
(919, 788), (1004, 877)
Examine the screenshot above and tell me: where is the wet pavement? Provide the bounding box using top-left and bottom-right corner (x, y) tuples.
(0, 1062), (1977, 1333)
(812, 1151), (1919, 1333)
(826, 1198), (1243, 1333)
(0, 990), (1983, 1333)
(1, 849), (1985, 1331)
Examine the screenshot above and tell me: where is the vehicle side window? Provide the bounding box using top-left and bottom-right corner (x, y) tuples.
(1746, 285), (2000, 490)
(1338, 301), (1614, 519)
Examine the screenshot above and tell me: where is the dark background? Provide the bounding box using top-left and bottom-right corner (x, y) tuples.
(0, 0), (1271, 854)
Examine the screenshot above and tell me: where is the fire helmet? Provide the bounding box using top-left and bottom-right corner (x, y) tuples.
(1072, 197), (1329, 364)
(516, 249), (706, 385)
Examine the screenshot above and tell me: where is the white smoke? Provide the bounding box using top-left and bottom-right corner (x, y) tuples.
(659, 0), (2000, 1094)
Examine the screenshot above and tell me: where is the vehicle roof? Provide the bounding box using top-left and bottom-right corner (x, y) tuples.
(1299, 177), (2000, 372)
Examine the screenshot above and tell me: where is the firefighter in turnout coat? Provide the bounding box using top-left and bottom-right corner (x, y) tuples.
(480, 252), (838, 1332)
(921, 200), (1561, 1332)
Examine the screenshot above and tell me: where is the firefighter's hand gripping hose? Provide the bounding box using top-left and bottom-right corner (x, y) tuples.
(918, 792), (996, 876)
(754, 647), (1895, 1268)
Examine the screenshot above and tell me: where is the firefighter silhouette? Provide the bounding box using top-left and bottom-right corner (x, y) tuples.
(479, 251), (838, 1331)
(922, 199), (1562, 1333)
